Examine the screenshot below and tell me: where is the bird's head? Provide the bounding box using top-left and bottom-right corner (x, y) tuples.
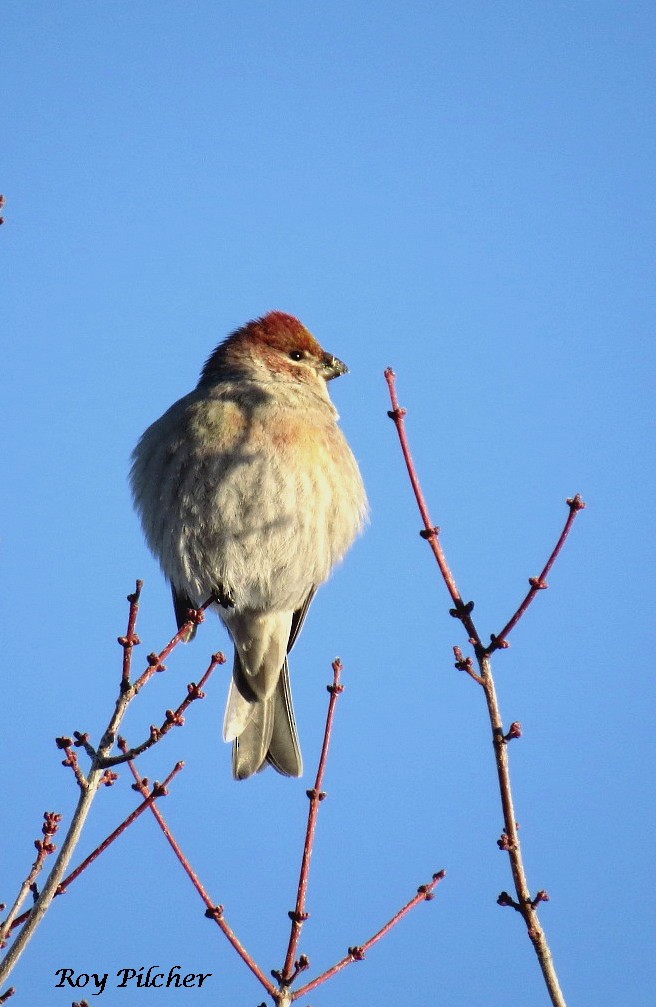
(198, 311), (348, 389)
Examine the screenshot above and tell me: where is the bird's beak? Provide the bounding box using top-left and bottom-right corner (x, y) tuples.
(322, 353), (349, 380)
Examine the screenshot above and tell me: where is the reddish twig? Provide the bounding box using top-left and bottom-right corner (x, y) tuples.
(128, 594), (215, 697)
(55, 738), (88, 790)
(384, 368), (483, 652)
(292, 871), (446, 1000)
(279, 659), (344, 985)
(4, 765), (183, 938)
(56, 761), (183, 897)
(100, 651), (225, 767)
(0, 987), (14, 1003)
(487, 494), (586, 652)
(118, 581), (143, 687)
(385, 369), (577, 1007)
(0, 814), (62, 947)
(0, 582), (218, 991)
(123, 748), (276, 997)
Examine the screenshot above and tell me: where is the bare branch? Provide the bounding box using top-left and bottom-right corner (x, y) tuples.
(0, 814), (61, 947)
(292, 871), (446, 1000)
(279, 659), (344, 985)
(56, 761), (184, 898)
(123, 750), (276, 997)
(488, 494), (586, 652)
(384, 368), (483, 653)
(385, 369), (578, 1007)
(102, 651), (225, 767)
(0, 583), (218, 990)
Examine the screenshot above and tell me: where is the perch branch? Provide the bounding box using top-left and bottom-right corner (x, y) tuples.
(0, 582), (216, 989)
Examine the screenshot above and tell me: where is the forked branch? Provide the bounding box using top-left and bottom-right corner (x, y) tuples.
(0, 583), (220, 991)
(385, 367), (583, 1007)
(126, 658), (443, 1005)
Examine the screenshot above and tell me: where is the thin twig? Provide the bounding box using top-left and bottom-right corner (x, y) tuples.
(292, 871), (446, 1000)
(119, 581), (143, 687)
(384, 368), (483, 652)
(0, 756), (111, 985)
(0, 583), (215, 989)
(385, 368), (577, 1007)
(101, 652), (225, 767)
(117, 593), (214, 703)
(487, 495), (586, 652)
(480, 658), (564, 1003)
(279, 659), (344, 985)
(4, 765), (183, 938)
(123, 750), (276, 997)
(57, 761), (184, 895)
(0, 814), (61, 946)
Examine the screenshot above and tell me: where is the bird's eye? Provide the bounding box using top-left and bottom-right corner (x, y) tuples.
(289, 350), (304, 361)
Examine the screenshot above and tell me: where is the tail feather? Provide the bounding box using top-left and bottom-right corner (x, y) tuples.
(228, 655), (302, 780)
(224, 591), (316, 780)
(232, 697), (275, 780)
(222, 677), (255, 742)
(265, 659), (302, 777)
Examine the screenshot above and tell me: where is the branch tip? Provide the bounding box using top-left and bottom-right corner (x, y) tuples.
(566, 493), (586, 511)
(128, 579), (143, 599)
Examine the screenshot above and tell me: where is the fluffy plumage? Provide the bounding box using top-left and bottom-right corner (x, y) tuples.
(130, 311), (367, 779)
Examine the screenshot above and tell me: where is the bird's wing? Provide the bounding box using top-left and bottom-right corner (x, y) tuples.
(171, 584), (197, 640)
(287, 586), (317, 653)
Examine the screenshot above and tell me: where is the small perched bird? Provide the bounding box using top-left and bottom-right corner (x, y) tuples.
(131, 311), (367, 780)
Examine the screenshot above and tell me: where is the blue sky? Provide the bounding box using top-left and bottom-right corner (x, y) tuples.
(2, 2), (655, 1004)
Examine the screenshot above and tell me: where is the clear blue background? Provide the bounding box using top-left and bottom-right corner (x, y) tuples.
(2, 2), (654, 1004)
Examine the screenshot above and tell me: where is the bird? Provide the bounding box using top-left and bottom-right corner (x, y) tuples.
(130, 311), (367, 779)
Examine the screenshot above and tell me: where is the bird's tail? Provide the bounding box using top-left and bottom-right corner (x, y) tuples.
(225, 655), (303, 780)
